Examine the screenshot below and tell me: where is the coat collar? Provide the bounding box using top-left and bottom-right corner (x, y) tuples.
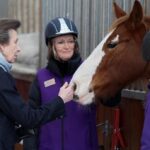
(0, 53), (12, 72)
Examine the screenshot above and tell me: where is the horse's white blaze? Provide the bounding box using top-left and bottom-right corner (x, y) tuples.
(70, 30), (114, 105)
(111, 34), (119, 43)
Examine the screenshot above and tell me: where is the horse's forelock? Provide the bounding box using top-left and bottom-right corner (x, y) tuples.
(111, 14), (150, 34)
(110, 15), (129, 31)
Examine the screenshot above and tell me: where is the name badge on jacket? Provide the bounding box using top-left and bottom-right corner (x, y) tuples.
(44, 78), (56, 87)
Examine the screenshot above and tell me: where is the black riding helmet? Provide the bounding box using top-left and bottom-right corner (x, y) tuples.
(45, 17), (78, 46)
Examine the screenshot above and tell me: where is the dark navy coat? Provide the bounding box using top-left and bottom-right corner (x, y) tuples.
(0, 67), (65, 150)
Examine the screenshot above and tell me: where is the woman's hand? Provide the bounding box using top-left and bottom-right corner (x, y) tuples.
(58, 82), (74, 103)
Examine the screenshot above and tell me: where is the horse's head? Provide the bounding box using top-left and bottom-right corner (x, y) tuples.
(71, 0), (150, 105)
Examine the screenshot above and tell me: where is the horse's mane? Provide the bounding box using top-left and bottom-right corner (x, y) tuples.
(109, 15), (129, 31)
(110, 15), (150, 32)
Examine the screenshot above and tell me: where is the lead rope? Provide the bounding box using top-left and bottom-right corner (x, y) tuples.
(111, 107), (127, 150)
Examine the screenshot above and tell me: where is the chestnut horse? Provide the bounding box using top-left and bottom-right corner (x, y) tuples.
(71, 0), (150, 105)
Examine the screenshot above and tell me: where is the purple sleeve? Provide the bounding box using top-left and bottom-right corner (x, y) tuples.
(141, 92), (150, 150)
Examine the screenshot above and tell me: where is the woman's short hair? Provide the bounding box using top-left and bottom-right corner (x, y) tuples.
(0, 18), (21, 44)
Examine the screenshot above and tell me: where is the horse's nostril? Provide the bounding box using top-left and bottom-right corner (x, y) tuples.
(89, 87), (93, 93)
(73, 82), (77, 91)
(73, 94), (79, 101)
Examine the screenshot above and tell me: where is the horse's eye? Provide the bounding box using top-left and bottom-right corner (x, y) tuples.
(107, 43), (117, 48)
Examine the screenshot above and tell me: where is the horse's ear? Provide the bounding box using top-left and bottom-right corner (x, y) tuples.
(113, 2), (126, 18)
(126, 0), (143, 29)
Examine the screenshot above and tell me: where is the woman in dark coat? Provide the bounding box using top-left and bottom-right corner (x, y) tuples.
(0, 18), (73, 150)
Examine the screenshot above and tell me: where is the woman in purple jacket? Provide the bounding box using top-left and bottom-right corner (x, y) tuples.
(141, 31), (150, 150)
(23, 17), (99, 150)
(141, 89), (150, 150)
